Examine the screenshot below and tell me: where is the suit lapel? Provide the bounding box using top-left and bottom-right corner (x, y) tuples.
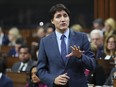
(66, 30), (77, 66)
(50, 32), (65, 66)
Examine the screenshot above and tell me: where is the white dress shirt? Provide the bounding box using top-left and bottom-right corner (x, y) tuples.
(0, 73), (2, 79)
(18, 62), (28, 72)
(0, 34), (4, 45)
(55, 28), (69, 54)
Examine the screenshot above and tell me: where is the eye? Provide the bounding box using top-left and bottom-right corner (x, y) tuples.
(56, 14), (61, 18)
(63, 14), (68, 17)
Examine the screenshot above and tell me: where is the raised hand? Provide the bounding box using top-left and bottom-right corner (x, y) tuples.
(66, 45), (84, 58)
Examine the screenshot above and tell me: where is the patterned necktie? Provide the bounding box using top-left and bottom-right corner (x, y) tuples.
(20, 64), (25, 72)
(61, 35), (67, 63)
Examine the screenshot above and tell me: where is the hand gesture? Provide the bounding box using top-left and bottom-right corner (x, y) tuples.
(66, 45), (84, 58)
(54, 73), (70, 85)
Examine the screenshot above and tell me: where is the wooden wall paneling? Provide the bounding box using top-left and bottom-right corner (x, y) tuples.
(109, 0), (116, 19)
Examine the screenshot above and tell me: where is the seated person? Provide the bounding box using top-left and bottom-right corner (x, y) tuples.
(12, 45), (36, 72)
(90, 29), (105, 59)
(0, 27), (9, 45)
(104, 34), (116, 60)
(25, 66), (47, 87)
(8, 38), (25, 57)
(44, 23), (54, 36)
(0, 58), (14, 87)
(104, 68), (116, 86)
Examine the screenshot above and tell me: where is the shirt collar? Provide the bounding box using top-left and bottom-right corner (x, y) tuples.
(21, 62), (28, 66)
(55, 28), (69, 40)
(0, 73), (2, 79)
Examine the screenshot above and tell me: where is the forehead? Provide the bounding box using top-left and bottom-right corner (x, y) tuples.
(108, 37), (115, 41)
(54, 10), (68, 16)
(91, 33), (101, 38)
(32, 67), (37, 72)
(19, 48), (28, 52)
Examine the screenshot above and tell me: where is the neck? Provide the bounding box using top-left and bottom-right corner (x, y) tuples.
(56, 28), (68, 34)
(110, 50), (115, 55)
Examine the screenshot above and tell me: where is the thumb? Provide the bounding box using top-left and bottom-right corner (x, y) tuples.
(66, 52), (73, 58)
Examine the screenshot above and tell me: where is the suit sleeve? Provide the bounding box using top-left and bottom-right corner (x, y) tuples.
(79, 33), (96, 71)
(37, 38), (56, 87)
(4, 78), (14, 87)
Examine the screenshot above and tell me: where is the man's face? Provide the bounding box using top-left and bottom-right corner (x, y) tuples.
(19, 48), (30, 63)
(93, 23), (102, 29)
(37, 28), (45, 38)
(46, 28), (54, 36)
(91, 34), (103, 48)
(51, 10), (70, 33)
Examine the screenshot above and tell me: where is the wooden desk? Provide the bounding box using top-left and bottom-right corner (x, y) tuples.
(6, 57), (19, 68)
(6, 72), (28, 87)
(113, 78), (116, 87)
(0, 46), (13, 53)
(97, 59), (115, 76)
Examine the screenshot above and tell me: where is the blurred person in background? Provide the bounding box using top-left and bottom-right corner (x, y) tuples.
(0, 27), (9, 45)
(104, 34), (116, 60)
(104, 18), (116, 39)
(12, 45), (36, 72)
(90, 29), (105, 59)
(93, 18), (105, 32)
(71, 24), (83, 32)
(25, 66), (47, 87)
(31, 26), (46, 61)
(88, 30), (106, 86)
(8, 27), (23, 46)
(8, 38), (25, 57)
(45, 23), (54, 36)
(0, 58), (14, 87)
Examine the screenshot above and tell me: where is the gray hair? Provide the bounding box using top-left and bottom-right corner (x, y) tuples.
(90, 29), (103, 38)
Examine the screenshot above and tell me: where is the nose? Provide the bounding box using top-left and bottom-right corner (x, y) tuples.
(32, 74), (36, 78)
(61, 16), (65, 22)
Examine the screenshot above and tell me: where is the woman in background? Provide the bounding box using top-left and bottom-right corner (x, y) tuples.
(25, 66), (47, 87)
(8, 27), (23, 46)
(104, 18), (116, 39)
(104, 34), (116, 60)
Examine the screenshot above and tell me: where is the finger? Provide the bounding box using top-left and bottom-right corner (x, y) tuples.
(60, 74), (70, 80)
(66, 52), (73, 58)
(70, 46), (75, 50)
(59, 81), (67, 85)
(74, 45), (78, 50)
(80, 50), (85, 53)
(77, 46), (80, 50)
(59, 78), (68, 82)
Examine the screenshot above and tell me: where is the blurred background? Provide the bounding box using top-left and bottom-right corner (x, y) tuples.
(0, 0), (94, 28)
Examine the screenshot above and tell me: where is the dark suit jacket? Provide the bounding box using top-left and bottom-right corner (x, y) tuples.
(37, 30), (96, 87)
(8, 48), (17, 57)
(12, 59), (36, 72)
(96, 45), (105, 59)
(0, 74), (14, 87)
(104, 68), (116, 85)
(2, 34), (9, 45)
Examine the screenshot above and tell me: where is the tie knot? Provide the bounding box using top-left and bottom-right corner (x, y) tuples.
(60, 34), (66, 40)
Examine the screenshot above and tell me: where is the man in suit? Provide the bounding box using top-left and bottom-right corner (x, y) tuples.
(0, 27), (9, 45)
(0, 58), (14, 87)
(12, 45), (36, 72)
(37, 4), (96, 87)
(8, 38), (25, 57)
(90, 29), (105, 59)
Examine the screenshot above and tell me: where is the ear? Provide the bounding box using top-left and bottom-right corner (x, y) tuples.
(51, 19), (54, 24)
